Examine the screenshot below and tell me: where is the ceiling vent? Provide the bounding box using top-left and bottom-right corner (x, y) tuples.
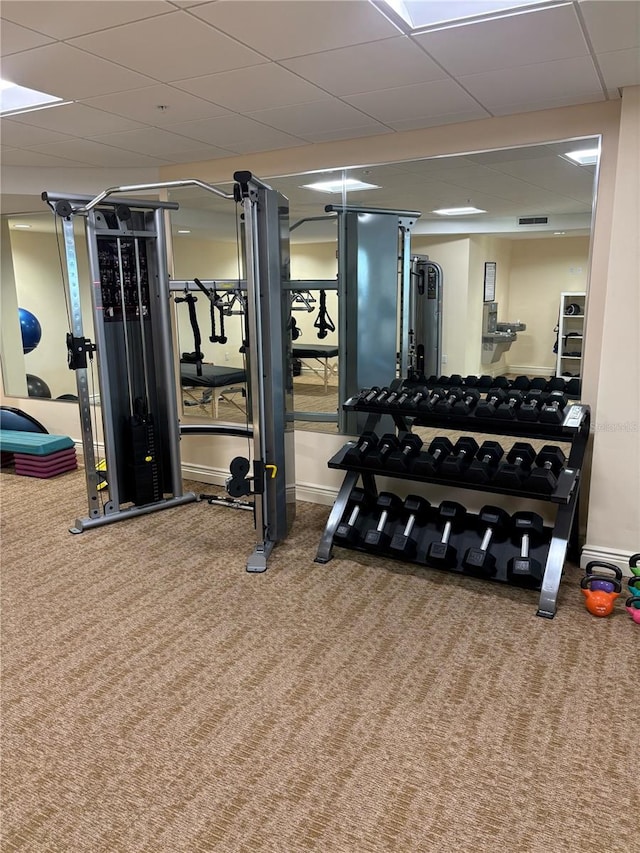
(518, 215), (549, 225)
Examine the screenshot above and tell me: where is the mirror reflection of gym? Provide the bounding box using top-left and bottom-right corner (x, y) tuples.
(1, 138), (598, 433)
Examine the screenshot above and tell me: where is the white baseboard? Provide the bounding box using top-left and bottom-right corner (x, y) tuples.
(580, 545), (636, 577)
(506, 364), (554, 376)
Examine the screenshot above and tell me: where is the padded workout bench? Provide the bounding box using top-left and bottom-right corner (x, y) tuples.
(293, 344), (339, 393)
(0, 430), (77, 478)
(180, 363), (247, 418)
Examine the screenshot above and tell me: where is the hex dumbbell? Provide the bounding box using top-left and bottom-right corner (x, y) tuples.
(334, 488), (372, 545)
(432, 388), (464, 414)
(385, 432), (424, 473)
(364, 433), (399, 468)
(412, 436), (454, 477)
(539, 391), (568, 425)
(475, 388), (507, 418)
(343, 431), (378, 465)
(362, 492), (401, 551)
(462, 506), (510, 576)
(451, 388), (481, 416)
(439, 437), (480, 476)
(494, 390), (524, 420)
(493, 442), (537, 488)
(426, 501), (467, 568)
(507, 512), (545, 586)
(389, 495), (431, 557)
(517, 390), (543, 422)
(466, 441), (505, 484)
(528, 445), (567, 494)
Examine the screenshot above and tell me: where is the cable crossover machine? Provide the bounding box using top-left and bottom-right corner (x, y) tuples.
(42, 171), (295, 572)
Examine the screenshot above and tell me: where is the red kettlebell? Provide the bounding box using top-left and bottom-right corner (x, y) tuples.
(585, 560), (623, 592)
(580, 575), (621, 617)
(625, 596), (640, 624)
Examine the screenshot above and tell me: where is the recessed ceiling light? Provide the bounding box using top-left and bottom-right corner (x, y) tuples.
(177, 229), (191, 234)
(563, 148), (599, 166)
(0, 77), (68, 116)
(301, 178), (380, 194)
(376, 0), (567, 33)
(432, 206), (487, 216)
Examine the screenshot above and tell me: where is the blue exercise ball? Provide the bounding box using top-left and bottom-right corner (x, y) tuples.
(18, 307), (42, 354)
(26, 373), (52, 399)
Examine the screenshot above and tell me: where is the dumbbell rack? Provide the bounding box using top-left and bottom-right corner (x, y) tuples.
(315, 392), (590, 618)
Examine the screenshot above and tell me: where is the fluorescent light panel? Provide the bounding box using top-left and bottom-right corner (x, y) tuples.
(433, 206), (487, 216)
(378, 0), (567, 32)
(563, 148), (599, 166)
(301, 178), (380, 194)
(0, 78), (65, 116)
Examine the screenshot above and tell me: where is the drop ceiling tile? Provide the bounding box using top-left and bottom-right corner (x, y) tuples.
(596, 48), (640, 89)
(247, 99), (387, 139)
(0, 19), (54, 55)
(28, 139), (167, 167)
(163, 113), (304, 149)
(69, 11), (267, 82)
(0, 1), (172, 39)
(388, 110), (490, 131)
(161, 145), (235, 163)
(0, 148), (85, 168)
(307, 125), (396, 144)
(0, 43), (155, 100)
(173, 64), (332, 112)
(282, 37), (446, 97)
(578, 1), (640, 53)
(489, 91), (604, 116)
(83, 85), (230, 125)
(414, 5), (590, 76)
(0, 119), (74, 149)
(7, 103), (145, 136)
(94, 127), (217, 157)
(190, 0), (399, 60)
(459, 56), (604, 109)
(344, 78), (485, 123)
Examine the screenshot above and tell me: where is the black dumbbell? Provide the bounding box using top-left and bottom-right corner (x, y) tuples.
(507, 512), (545, 586)
(475, 388), (507, 418)
(412, 436), (455, 477)
(371, 387), (393, 406)
(387, 387), (414, 409)
(334, 488), (371, 545)
(359, 386), (382, 406)
(493, 375), (510, 389)
(426, 501), (467, 568)
(466, 440), (505, 484)
(343, 431), (378, 465)
(451, 388), (481, 416)
(477, 375), (494, 389)
(517, 390), (543, 422)
(529, 377), (548, 391)
(417, 387), (447, 413)
(385, 432), (424, 473)
(512, 375), (531, 391)
(463, 375), (479, 387)
(539, 391), (568, 424)
(440, 437), (480, 476)
(389, 495), (431, 557)
(364, 433), (400, 468)
(462, 505), (510, 576)
(432, 388), (463, 414)
(494, 390), (524, 420)
(546, 377), (567, 393)
(448, 374), (463, 387)
(362, 492), (401, 550)
(493, 442), (537, 488)
(528, 445), (567, 494)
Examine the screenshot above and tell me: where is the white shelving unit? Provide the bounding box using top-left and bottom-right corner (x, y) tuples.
(556, 292), (586, 379)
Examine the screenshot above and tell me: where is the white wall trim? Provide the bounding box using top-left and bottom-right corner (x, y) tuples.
(506, 364), (554, 376)
(580, 544), (636, 576)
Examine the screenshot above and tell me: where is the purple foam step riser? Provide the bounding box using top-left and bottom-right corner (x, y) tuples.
(14, 448), (77, 464)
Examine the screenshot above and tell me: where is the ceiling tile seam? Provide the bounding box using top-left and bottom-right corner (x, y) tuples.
(571, 0), (615, 100)
(406, 34), (498, 118)
(0, 7), (179, 45)
(437, 171), (594, 208)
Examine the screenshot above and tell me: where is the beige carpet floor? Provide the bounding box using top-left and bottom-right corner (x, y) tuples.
(0, 466), (637, 853)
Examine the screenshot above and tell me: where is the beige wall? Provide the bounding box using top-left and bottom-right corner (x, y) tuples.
(506, 236), (590, 374)
(2, 96), (637, 566)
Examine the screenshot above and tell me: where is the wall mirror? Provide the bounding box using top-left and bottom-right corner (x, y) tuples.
(1, 136), (599, 438)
